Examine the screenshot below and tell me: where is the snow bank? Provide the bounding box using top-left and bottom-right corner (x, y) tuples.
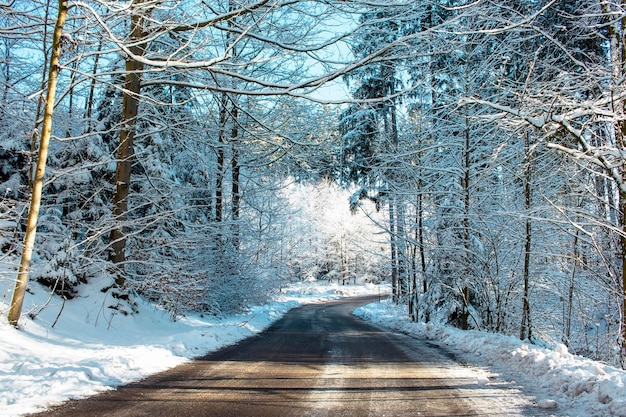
(0, 279), (377, 416)
(355, 299), (626, 417)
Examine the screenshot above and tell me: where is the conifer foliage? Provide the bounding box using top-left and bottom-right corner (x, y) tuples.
(341, 0), (626, 367)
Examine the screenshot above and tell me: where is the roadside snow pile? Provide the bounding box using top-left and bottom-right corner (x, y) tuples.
(354, 299), (626, 417)
(0, 279), (377, 417)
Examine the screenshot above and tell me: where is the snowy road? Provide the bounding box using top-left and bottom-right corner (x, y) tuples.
(29, 296), (540, 417)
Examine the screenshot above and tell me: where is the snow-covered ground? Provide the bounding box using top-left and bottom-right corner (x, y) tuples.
(354, 300), (626, 417)
(0, 279), (380, 416)
(2, 280), (625, 417)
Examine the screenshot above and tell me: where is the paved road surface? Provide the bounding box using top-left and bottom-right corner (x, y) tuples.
(30, 296), (535, 417)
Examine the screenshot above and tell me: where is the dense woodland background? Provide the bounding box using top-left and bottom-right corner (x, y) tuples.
(1, 0), (626, 369)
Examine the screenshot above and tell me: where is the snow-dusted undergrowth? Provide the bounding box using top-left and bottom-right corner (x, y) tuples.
(354, 299), (626, 417)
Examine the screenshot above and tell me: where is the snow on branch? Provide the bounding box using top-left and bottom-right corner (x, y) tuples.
(461, 96), (626, 194)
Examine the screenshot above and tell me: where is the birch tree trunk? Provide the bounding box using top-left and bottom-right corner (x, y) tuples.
(8, 0), (68, 327)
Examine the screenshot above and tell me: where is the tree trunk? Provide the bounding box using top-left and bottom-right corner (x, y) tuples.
(396, 197), (407, 296)
(414, 187), (428, 322)
(65, 57), (79, 138)
(108, 2), (145, 286)
(85, 39), (102, 131)
(409, 197), (418, 321)
(616, 106), (626, 366)
(520, 130), (533, 341)
(389, 194), (398, 301)
(390, 103), (406, 295)
(215, 93), (229, 226)
(227, 1), (241, 250)
(461, 112), (471, 331)
(231, 104), (241, 249)
(392, 181), (408, 298)
(620, 187), (626, 368)
(418, 190), (427, 293)
(27, 0), (51, 194)
(564, 227), (579, 346)
(601, 0), (626, 367)
(8, 0), (68, 327)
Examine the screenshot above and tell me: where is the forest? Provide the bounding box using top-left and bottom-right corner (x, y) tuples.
(1, 0), (626, 370)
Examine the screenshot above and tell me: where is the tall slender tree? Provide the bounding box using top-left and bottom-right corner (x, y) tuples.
(108, 0), (146, 286)
(8, 0), (68, 327)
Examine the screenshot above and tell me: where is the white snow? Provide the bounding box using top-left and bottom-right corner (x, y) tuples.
(0, 279), (377, 416)
(2, 279), (625, 417)
(354, 299), (626, 417)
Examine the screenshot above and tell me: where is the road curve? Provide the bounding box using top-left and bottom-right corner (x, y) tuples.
(29, 296), (531, 417)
